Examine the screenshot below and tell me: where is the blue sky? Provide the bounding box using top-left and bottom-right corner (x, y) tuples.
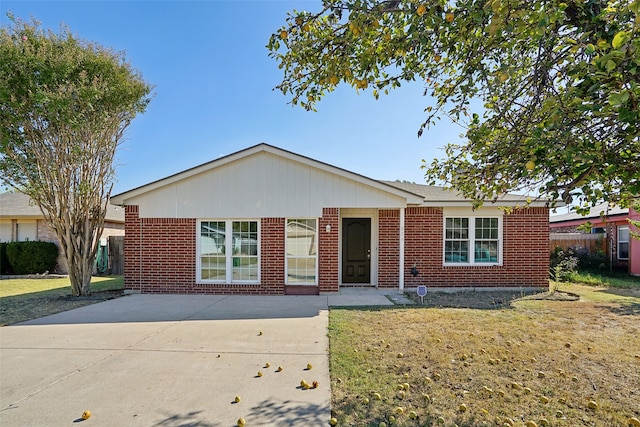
(1, 0), (464, 195)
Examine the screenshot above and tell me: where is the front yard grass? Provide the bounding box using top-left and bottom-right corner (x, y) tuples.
(0, 276), (123, 326)
(329, 284), (640, 426)
(566, 271), (640, 289)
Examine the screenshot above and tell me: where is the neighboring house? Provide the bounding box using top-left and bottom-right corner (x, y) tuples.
(549, 203), (640, 276)
(0, 192), (125, 274)
(110, 143), (550, 295)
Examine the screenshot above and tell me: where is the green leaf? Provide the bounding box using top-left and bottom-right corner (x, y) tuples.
(619, 108), (638, 123)
(612, 31), (629, 49)
(608, 91), (629, 107)
(585, 44), (595, 55)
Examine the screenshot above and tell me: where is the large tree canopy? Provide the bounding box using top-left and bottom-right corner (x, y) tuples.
(268, 0), (639, 211)
(0, 15), (152, 296)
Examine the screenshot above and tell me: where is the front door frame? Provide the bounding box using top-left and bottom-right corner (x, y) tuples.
(339, 209), (378, 287)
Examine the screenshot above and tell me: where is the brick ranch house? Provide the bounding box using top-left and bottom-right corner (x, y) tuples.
(110, 144), (550, 295)
(0, 192), (124, 274)
(550, 203), (640, 276)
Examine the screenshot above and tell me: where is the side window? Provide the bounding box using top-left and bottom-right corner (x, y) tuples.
(198, 220), (259, 283)
(286, 219), (317, 285)
(618, 226), (629, 260)
(444, 216), (501, 265)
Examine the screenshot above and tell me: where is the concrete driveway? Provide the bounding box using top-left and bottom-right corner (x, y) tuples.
(0, 294), (332, 426)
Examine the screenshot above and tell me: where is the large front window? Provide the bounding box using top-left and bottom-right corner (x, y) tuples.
(199, 220), (259, 283)
(286, 219), (317, 285)
(618, 225), (629, 260)
(444, 217), (501, 265)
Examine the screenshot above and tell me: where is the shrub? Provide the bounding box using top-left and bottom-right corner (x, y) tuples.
(0, 242), (14, 275)
(550, 246), (579, 282)
(575, 248), (608, 272)
(5, 241), (59, 274)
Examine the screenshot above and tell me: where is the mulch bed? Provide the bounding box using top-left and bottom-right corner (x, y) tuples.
(406, 289), (579, 309)
(58, 289), (124, 301)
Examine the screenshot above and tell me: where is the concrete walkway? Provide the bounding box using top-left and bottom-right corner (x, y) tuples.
(0, 289), (412, 426)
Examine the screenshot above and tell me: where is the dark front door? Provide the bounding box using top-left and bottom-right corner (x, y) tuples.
(342, 218), (371, 284)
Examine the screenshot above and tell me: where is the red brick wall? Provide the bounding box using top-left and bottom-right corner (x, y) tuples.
(124, 207), (288, 294)
(319, 208), (339, 292)
(260, 218), (286, 294)
(124, 205), (549, 294)
(378, 209), (400, 288)
(124, 206), (196, 293)
(379, 207), (549, 288)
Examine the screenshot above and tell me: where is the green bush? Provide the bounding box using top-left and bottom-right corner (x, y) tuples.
(550, 246), (579, 282)
(575, 248), (609, 272)
(0, 242), (13, 275)
(5, 241), (59, 274)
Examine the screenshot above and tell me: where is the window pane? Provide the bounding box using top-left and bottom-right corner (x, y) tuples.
(232, 256), (259, 281)
(201, 221), (225, 255)
(201, 256), (226, 280)
(619, 242), (629, 260)
(286, 219), (317, 284)
(232, 221), (258, 256)
(619, 226), (630, 242)
(446, 217), (468, 239)
(201, 221), (226, 281)
(475, 241), (498, 262)
(445, 241), (468, 262)
(287, 219), (317, 256)
(287, 257), (317, 284)
(475, 217), (498, 240)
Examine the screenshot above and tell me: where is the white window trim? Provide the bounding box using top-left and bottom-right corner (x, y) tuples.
(196, 219), (260, 284)
(443, 215), (503, 266)
(618, 225), (630, 260)
(285, 218), (318, 286)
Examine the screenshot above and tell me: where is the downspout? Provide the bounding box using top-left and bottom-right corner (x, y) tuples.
(399, 207), (405, 294)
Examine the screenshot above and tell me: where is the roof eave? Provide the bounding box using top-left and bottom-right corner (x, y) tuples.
(420, 200), (551, 208)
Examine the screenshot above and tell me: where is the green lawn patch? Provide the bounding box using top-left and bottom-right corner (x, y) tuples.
(565, 271), (640, 289)
(0, 276), (124, 326)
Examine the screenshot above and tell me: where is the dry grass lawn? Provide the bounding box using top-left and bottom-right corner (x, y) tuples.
(329, 285), (640, 426)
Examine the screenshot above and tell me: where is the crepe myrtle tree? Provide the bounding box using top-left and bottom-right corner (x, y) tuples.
(0, 15), (152, 296)
(268, 0), (639, 212)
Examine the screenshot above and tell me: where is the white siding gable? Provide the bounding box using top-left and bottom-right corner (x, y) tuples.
(125, 150), (412, 218)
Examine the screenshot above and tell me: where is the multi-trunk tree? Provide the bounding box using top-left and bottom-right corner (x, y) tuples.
(0, 15), (152, 296)
(268, 0), (639, 213)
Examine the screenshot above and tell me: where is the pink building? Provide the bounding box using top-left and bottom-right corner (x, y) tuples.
(550, 203), (639, 276)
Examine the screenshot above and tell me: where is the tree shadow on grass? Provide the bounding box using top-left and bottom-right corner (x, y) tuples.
(602, 302), (640, 316)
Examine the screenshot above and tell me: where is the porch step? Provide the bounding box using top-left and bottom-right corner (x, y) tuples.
(284, 285), (320, 295)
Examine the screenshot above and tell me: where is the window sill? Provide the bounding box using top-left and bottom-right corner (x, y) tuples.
(443, 263), (503, 267)
(196, 281), (261, 285)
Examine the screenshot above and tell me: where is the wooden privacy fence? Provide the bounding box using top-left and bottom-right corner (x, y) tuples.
(550, 233), (608, 254)
(108, 235), (124, 275)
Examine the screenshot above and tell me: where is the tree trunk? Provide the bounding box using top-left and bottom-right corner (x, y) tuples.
(62, 214), (103, 296)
